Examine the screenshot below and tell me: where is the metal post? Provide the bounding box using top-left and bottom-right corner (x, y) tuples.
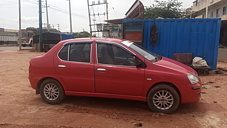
(18, 0), (22, 50)
(106, 1), (108, 20)
(57, 24), (60, 31)
(39, 0), (43, 52)
(87, 0), (92, 37)
(68, 0), (73, 34)
(106, 1), (110, 37)
(205, 0), (208, 18)
(45, 0), (50, 31)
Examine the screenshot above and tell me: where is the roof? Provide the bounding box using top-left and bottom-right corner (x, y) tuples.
(105, 18), (124, 24)
(125, 0), (140, 15)
(125, 0), (144, 19)
(105, 1), (144, 24)
(59, 38), (125, 44)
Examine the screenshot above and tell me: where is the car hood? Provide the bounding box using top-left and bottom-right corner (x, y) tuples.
(153, 57), (197, 75)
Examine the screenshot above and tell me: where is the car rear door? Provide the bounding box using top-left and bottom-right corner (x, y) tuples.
(54, 41), (95, 92)
(95, 42), (145, 96)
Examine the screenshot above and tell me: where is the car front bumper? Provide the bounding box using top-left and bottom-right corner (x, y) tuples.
(180, 82), (202, 104)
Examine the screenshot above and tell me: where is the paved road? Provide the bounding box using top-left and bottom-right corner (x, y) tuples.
(0, 46), (32, 50)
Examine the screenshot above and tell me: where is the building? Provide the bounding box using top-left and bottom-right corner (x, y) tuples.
(104, 0), (144, 38)
(192, 0), (227, 19)
(192, 0), (227, 46)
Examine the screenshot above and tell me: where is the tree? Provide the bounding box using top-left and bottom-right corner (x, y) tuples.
(182, 7), (197, 18)
(73, 31), (91, 38)
(144, 0), (183, 19)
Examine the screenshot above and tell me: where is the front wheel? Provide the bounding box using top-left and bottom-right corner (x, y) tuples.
(147, 84), (180, 114)
(40, 79), (65, 104)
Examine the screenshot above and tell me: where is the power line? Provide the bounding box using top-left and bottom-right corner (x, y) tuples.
(49, 5), (87, 19)
(0, 3), (17, 7)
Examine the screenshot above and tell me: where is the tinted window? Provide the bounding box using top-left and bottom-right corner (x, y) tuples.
(58, 43), (91, 63)
(97, 43), (136, 66)
(69, 43), (91, 62)
(58, 45), (69, 61)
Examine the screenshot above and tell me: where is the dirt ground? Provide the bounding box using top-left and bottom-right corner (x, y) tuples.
(0, 49), (227, 128)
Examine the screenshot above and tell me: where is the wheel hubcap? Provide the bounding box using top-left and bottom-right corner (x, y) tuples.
(153, 90), (174, 110)
(44, 83), (59, 101)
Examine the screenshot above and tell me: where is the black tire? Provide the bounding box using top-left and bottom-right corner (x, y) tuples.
(147, 84), (180, 114)
(40, 79), (65, 104)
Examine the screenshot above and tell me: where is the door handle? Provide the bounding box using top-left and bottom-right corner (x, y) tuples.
(58, 65), (66, 68)
(97, 68), (106, 71)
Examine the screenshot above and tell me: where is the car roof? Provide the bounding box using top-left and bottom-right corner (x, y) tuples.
(59, 38), (125, 45)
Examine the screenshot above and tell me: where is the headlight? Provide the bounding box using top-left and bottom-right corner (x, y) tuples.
(187, 74), (199, 84)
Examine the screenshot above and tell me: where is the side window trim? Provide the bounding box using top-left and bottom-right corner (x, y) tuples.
(64, 41), (93, 46)
(67, 44), (70, 61)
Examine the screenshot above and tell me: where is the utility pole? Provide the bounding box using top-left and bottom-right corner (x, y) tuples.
(87, 0), (109, 37)
(18, 0), (22, 50)
(68, 0), (73, 34)
(105, 0), (110, 37)
(39, 0), (43, 52)
(57, 24), (60, 31)
(87, 0), (92, 37)
(106, 0), (108, 20)
(45, 0), (50, 31)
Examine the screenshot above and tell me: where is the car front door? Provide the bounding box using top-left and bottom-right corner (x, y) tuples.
(54, 41), (95, 92)
(95, 42), (145, 96)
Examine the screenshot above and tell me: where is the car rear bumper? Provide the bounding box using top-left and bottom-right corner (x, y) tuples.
(29, 76), (41, 90)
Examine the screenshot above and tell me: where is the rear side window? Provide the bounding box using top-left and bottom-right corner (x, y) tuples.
(58, 45), (68, 61)
(69, 43), (91, 62)
(58, 43), (91, 63)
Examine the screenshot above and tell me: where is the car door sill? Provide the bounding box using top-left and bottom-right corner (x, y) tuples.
(65, 91), (146, 102)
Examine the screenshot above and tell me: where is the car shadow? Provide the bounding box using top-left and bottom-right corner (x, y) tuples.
(176, 101), (227, 114)
(62, 96), (150, 113)
(31, 95), (226, 115)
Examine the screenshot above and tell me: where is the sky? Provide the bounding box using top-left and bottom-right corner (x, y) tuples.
(0, 0), (194, 33)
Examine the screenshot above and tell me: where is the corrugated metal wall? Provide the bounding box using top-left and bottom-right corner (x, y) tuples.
(123, 19), (221, 69)
(0, 35), (18, 42)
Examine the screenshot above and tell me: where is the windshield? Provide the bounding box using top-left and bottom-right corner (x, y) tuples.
(121, 41), (161, 62)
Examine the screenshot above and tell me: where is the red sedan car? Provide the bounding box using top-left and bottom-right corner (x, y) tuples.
(29, 38), (201, 113)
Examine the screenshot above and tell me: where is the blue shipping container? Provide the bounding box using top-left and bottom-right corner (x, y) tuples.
(123, 19), (221, 69)
(60, 33), (74, 40)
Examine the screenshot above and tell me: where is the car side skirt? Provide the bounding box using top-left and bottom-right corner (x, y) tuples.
(65, 91), (147, 102)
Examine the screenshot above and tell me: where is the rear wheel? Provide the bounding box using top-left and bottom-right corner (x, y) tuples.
(147, 84), (180, 114)
(40, 79), (65, 104)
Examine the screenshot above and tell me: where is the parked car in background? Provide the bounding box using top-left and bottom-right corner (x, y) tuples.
(29, 38), (201, 113)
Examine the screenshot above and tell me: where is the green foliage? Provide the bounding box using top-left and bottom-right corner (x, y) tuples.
(26, 27), (38, 34)
(181, 7), (197, 18)
(144, 0), (183, 19)
(73, 31), (91, 38)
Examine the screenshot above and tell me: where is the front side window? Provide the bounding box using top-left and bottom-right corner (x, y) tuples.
(97, 43), (136, 66)
(58, 43), (91, 63)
